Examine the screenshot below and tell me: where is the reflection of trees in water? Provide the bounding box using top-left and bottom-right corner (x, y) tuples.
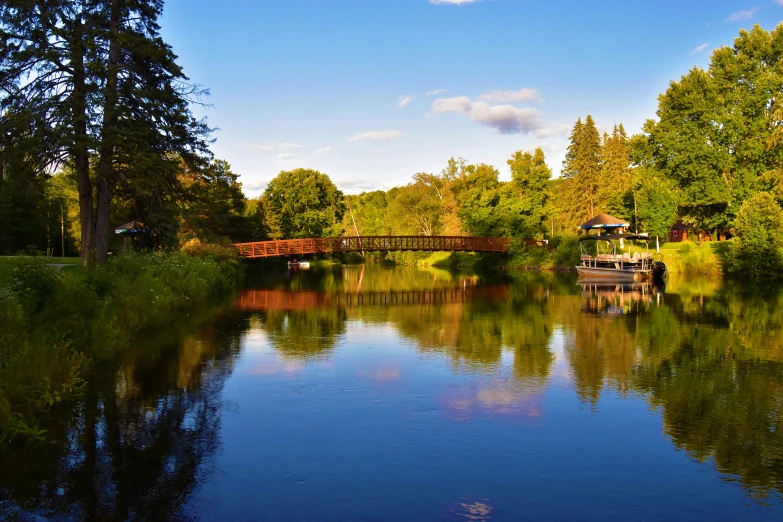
(0, 314), (246, 520)
(564, 282), (783, 499)
(255, 308), (348, 360)
(635, 329), (783, 499)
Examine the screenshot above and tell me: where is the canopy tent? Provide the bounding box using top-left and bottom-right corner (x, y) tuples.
(579, 213), (630, 230)
(114, 221), (146, 236)
(579, 233), (649, 242)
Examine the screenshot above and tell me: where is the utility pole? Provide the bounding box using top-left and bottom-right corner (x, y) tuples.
(634, 196), (638, 234)
(61, 211), (66, 257)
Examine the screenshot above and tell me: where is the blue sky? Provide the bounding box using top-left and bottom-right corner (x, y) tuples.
(161, 0), (783, 196)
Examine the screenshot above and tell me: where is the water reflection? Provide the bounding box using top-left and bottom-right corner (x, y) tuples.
(3, 266), (783, 519)
(0, 313), (247, 520)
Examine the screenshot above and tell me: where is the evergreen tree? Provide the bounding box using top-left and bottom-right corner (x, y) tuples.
(561, 115), (603, 226)
(0, 0), (210, 263)
(600, 124), (631, 218)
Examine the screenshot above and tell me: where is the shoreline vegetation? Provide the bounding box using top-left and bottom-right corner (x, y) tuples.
(0, 249), (242, 445)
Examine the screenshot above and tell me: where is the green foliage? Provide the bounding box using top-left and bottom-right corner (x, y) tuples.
(728, 193), (783, 280)
(452, 163), (503, 236)
(263, 169), (346, 239)
(0, 253), (242, 444)
(506, 147), (553, 238)
(636, 24), (783, 231)
(635, 169), (679, 238)
(9, 262), (63, 314)
(660, 242), (724, 275)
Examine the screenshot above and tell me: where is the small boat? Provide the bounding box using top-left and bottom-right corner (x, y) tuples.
(576, 234), (666, 282)
(287, 260), (310, 268)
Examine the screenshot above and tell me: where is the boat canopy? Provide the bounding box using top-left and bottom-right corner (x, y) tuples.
(578, 213), (630, 230)
(579, 233), (650, 242)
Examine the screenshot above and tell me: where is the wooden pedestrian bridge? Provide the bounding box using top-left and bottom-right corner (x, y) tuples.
(230, 235), (542, 259)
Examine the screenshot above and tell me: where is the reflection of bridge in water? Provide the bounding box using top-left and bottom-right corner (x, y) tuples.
(237, 286), (510, 311)
(230, 236), (543, 259)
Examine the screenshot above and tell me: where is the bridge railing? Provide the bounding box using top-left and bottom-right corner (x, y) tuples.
(231, 235), (518, 259)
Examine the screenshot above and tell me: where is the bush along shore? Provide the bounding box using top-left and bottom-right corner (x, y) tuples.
(0, 249), (243, 445)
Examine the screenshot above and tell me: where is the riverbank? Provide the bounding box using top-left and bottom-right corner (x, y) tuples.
(417, 237), (731, 276)
(0, 251), (243, 444)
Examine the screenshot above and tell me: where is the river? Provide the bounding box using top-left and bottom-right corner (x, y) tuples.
(2, 264), (783, 520)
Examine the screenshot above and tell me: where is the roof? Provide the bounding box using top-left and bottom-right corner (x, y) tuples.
(671, 220), (689, 230)
(115, 221), (137, 231)
(579, 233), (650, 242)
(579, 213), (630, 229)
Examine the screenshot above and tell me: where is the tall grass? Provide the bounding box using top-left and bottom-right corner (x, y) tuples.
(659, 241), (726, 275)
(0, 251), (242, 444)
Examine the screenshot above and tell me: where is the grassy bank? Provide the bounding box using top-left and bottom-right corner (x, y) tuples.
(658, 241), (728, 275)
(504, 236), (730, 275)
(0, 251), (243, 444)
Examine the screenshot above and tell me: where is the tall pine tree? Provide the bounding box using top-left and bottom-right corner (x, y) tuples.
(561, 115), (603, 226)
(0, 0), (211, 263)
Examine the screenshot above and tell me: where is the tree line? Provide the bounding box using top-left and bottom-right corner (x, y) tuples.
(4, 13), (783, 269)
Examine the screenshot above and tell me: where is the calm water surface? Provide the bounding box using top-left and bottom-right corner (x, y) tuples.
(3, 265), (783, 520)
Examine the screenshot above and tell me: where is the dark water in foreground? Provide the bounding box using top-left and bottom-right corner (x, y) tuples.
(3, 265), (783, 521)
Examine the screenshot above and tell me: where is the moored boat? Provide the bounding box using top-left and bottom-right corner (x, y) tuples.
(576, 234), (666, 282)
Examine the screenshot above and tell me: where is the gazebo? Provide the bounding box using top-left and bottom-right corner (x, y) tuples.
(578, 213), (630, 235)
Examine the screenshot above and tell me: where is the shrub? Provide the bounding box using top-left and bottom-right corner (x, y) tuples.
(9, 262), (62, 314)
(0, 252), (243, 444)
(728, 193), (783, 280)
(551, 236), (582, 268)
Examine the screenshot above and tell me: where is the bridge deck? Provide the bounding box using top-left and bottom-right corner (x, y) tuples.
(231, 235), (528, 259)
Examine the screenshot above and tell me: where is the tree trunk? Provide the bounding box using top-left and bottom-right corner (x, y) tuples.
(71, 15), (94, 263)
(95, 0), (122, 264)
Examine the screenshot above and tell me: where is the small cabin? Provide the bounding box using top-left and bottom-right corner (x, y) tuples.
(669, 221), (689, 242)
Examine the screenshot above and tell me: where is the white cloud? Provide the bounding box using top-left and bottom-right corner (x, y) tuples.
(430, 0), (481, 4)
(535, 122), (571, 139)
(725, 8), (756, 21)
(348, 130), (403, 142)
(691, 43), (709, 54)
(479, 88), (542, 103)
(398, 96), (413, 108)
(242, 141), (303, 152)
(426, 89), (447, 96)
(431, 96), (542, 134)
(315, 146), (331, 154)
(274, 153), (298, 160)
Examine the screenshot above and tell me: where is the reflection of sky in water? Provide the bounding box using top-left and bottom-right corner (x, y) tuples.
(184, 300), (783, 521)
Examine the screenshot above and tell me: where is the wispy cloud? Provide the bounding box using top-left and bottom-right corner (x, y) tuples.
(274, 153), (298, 160)
(398, 96), (413, 108)
(691, 43), (709, 54)
(430, 0), (480, 4)
(479, 88), (542, 104)
(426, 89), (447, 96)
(725, 7), (757, 21)
(535, 122), (571, 139)
(348, 130), (403, 142)
(242, 141), (303, 152)
(431, 96), (542, 134)
(315, 146), (331, 154)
